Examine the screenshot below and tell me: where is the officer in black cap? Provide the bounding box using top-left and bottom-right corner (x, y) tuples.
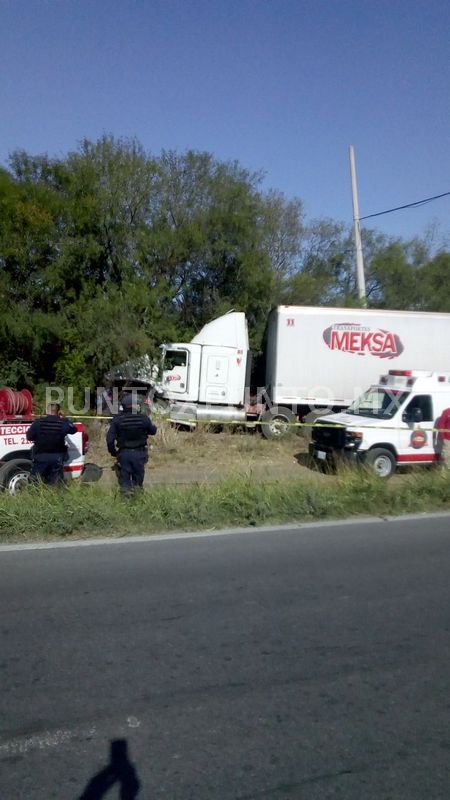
(106, 393), (157, 494)
(26, 403), (77, 485)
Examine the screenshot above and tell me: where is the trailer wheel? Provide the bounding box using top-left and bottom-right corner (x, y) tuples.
(0, 459), (32, 494)
(261, 407), (296, 439)
(366, 448), (396, 478)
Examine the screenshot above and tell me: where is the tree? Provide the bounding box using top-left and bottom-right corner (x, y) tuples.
(2, 135), (450, 394)
(416, 252), (450, 312)
(280, 219), (354, 305)
(142, 150), (283, 346)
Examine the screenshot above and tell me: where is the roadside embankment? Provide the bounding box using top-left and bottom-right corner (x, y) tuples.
(1, 468), (450, 543)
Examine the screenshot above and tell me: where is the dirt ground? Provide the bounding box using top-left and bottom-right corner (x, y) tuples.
(84, 419), (324, 486)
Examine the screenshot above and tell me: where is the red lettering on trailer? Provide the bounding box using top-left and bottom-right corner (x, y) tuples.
(323, 324), (404, 359)
(371, 332), (383, 351)
(359, 332), (372, 349)
(330, 330), (347, 349)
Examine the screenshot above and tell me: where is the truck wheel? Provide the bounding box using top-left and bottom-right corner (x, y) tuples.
(0, 459), (32, 494)
(261, 407), (296, 439)
(366, 448), (396, 478)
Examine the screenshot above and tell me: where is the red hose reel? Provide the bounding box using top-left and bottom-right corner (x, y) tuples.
(0, 387), (34, 417)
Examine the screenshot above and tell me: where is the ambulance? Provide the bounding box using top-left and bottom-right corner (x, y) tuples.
(309, 370), (450, 477)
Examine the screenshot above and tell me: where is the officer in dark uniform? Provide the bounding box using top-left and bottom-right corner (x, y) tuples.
(26, 403), (77, 485)
(106, 393), (157, 494)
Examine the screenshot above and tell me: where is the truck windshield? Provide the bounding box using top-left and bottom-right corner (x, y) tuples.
(346, 388), (410, 419)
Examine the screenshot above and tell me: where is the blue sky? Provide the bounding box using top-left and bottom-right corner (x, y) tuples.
(1, 0), (449, 243)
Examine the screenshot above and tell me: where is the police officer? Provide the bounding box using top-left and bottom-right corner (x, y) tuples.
(26, 403), (77, 485)
(106, 393), (157, 494)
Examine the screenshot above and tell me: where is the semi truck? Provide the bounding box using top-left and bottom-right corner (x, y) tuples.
(152, 305), (450, 437)
(309, 368), (450, 477)
(118, 305), (450, 437)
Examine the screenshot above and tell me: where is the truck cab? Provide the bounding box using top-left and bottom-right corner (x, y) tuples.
(157, 311), (251, 424)
(310, 369), (450, 477)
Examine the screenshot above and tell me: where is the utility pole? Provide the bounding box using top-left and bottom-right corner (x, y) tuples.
(349, 145), (366, 304)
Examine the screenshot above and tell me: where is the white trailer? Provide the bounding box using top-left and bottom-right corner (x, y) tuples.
(265, 306), (450, 407)
(153, 305), (450, 437)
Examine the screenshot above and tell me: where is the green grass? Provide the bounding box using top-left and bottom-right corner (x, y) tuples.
(1, 467), (450, 543)
(84, 416), (303, 470)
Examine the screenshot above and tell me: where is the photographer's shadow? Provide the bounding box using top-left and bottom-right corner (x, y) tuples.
(78, 739), (140, 799)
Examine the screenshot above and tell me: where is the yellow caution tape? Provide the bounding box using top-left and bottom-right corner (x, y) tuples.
(68, 415), (450, 434)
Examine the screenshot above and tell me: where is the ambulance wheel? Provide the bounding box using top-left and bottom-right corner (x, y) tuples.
(261, 407), (296, 439)
(366, 448), (396, 478)
(0, 459), (32, 494)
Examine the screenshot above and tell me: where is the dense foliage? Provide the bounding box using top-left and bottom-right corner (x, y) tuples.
(0, 135), (448, 392)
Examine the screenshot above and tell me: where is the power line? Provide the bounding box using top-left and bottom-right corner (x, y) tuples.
(359, 191), (450, 221)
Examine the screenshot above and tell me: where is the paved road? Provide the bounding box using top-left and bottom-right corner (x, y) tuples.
(1, 516), (450, 799)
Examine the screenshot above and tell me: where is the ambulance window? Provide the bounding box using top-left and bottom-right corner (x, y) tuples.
(405, 395), (433, 422)
(347, 388), (409, 419)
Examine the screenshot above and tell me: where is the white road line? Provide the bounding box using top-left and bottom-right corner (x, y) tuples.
(1, 511), (450, 552)
(0, 724), (97, 757)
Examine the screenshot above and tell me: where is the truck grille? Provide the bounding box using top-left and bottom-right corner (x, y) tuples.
(312, 422), (346, 449)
